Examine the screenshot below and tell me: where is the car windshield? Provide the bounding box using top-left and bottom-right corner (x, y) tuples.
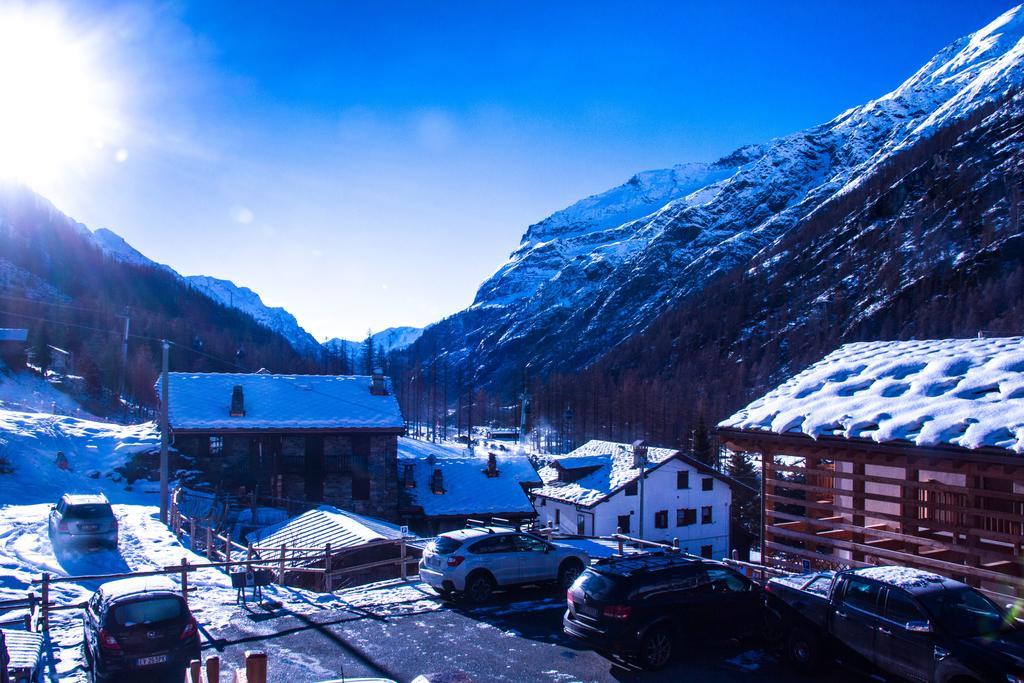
(110, 597), (182, 627)
(918, 587), (1007, 638)
(574, 570), (623, 601)
(64, 504), (113, 520)
(429, 537), (463, 555)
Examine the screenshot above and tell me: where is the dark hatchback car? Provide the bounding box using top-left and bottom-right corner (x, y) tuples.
(564, 552), (763, 669)
(83, 577), (200, 682)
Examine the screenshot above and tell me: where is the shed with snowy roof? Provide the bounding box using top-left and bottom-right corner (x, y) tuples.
(245, 505), (419, 590)
(532, 440), (746, 559)
(158, 370), (404, 520)
(718, 337), (1024, 600)
(397, 437), (540, 536)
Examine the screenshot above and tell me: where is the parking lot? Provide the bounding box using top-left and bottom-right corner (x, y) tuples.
(197, 581), (861, 682)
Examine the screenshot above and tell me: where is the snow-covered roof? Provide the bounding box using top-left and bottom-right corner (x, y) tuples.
(398, 438), (537, 518)
(159, 372), (404, 432)
(532, 440), (680, 507)
(0, 328), (27, 342)
(720, 338), (1024, 454)
(246, 505), (410, 550)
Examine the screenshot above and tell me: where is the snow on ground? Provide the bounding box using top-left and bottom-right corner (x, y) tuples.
(0, 404), (446, 681)
(0, 367), (88, 417)
(0, 407), (158, 501)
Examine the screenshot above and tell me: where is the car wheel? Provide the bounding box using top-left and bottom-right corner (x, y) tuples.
(639, 626), (674, 670)
(557, 559), (583, 590)
(786, 626), (821, 670)
(464, 572), (495, 604)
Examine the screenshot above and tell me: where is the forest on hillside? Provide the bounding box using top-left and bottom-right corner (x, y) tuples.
(0, 189), (322, 413)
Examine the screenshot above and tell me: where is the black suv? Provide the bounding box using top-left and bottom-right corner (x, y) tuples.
(563, 551), (763, 669)
(82, 577), (200, 682)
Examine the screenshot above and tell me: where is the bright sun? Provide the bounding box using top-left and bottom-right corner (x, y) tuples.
(0, 5), (121, 189)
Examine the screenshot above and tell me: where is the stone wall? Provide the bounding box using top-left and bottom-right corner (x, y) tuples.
(172, 431), (399, 520)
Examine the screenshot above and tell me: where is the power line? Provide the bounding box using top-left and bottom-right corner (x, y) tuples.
(0, 308), (249, 371)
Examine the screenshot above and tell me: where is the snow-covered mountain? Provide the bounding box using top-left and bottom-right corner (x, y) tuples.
(324, 326), (424, 362)
(87, 227), (322, 356)
(419, 5), (1024, 381)
(185, 275), (321, 355)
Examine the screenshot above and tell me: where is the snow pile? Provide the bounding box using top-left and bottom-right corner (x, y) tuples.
(161, 372), (404, 431)
(533, 440), (678, 506)
(855, 565), (947, 589)
(720, 338), (1024, 454)
(398, 438), (537, 517)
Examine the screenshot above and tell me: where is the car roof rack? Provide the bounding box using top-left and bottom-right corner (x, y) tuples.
(593, 550), (697, 577)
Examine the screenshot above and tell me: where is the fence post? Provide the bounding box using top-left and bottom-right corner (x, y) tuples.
(278, 544), (287, 583)
(616, 528), (623, 556)
(247, 542), (254, 561)
(181, 557), (189, 604)
(324, 543), (332, 593)
(245, 650), (268, 683)
(206, 525), (213, 560)
(40, 573), (49, 632)
(189, 658), (201, 683)
(400, 539), (408, 581)
(26, 591), (36, 632)
(545, 524), (553, 541)
(206, 654), (220, 683)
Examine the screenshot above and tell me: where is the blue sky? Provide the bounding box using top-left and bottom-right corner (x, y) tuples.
(36, 0), (1019, 340)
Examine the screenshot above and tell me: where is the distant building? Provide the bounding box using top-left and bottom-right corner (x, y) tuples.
(532, 440), (744, 559)
(47, 345), (73, 374)
(719, 337), (1024, 599)
(398, 438), (540, 535)
(158, 371), (404, 521)
(0, 328), (28, 368)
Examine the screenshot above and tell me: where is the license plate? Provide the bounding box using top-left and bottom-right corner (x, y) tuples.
(79, 524), (98, 532)
(576, 603), (599, 618)
(136, 655), (168, 667)
(429, 556), (440, 567)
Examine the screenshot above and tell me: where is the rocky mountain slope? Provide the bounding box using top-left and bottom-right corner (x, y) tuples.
(409, 5), (1024, 387)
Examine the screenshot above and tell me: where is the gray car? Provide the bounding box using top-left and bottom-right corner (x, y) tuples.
(48, 493), (118, 549)
(419, 526), (589, 603)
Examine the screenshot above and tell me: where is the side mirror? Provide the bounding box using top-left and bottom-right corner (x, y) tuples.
(905, 620), (932, 633)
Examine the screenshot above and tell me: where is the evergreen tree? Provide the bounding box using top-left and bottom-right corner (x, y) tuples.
(362, 330), (376, 375)
(727, 450), (760, 559)
(692, 414), (715, 467)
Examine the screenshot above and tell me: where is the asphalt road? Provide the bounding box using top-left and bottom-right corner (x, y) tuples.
(195, 583), (864, 683)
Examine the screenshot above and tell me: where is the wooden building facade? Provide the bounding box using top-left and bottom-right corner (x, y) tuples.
(160, 371), (405, 521)
(719, 338), (1024, 600)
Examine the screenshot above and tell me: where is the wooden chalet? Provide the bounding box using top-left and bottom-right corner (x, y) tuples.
(719, 337), (1024, 600)
(158, 370), (405, 521)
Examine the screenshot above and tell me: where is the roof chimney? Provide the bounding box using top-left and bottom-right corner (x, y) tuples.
(370, 367), (388, 395)
(230, 384), (245, 417)
(430, 467), (445, 494)
(485, 452), (499, 478)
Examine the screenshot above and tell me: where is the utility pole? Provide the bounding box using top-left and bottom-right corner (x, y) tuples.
(119, 309), (130, 404)
(633, 440), (648, 539)
(159, 340), (170, 524)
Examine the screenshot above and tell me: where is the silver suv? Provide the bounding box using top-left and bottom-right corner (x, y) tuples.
(48, 493), (118, 549)
(419, 527), (589, 603)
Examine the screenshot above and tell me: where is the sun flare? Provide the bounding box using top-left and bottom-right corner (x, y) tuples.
(0, 5), (120, 190)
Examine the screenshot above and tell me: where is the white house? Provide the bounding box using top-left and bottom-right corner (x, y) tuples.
(531, 440), (745, 560)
